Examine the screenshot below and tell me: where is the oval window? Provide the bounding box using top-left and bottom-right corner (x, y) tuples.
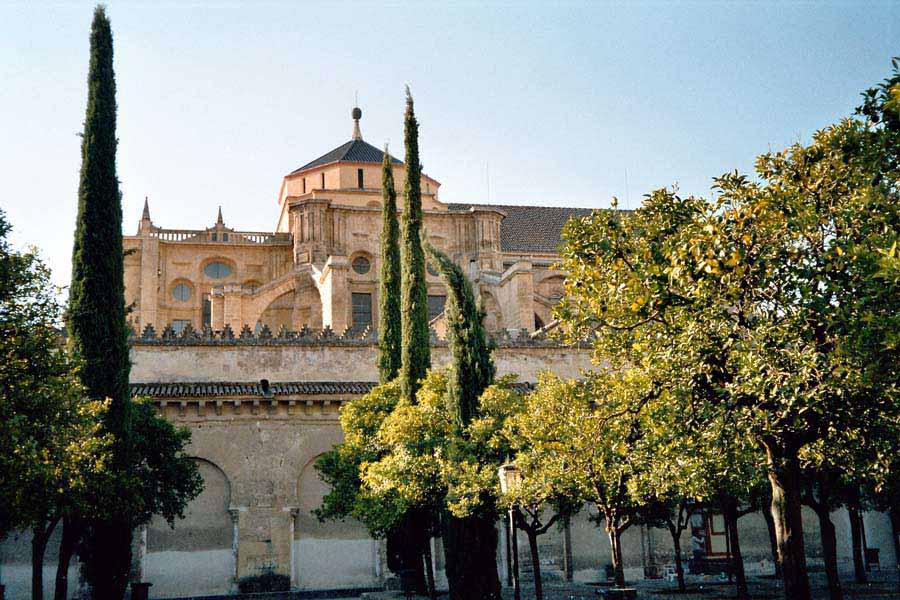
(352, 256), (371, 275)
(204, 261), (232, 279)
(427, 262), (439, 277)
(172, 283), (191, 302)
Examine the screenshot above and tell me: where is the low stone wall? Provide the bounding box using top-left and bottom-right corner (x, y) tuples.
(129, 339), (594, 384)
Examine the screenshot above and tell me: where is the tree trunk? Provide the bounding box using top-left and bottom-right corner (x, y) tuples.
(423, 536), (436, 600)
(766, 443), (812, 600)
(848, 500), (867, 584)
(387, 512), (427, 593)
(668, 524), (686, 592)
(442, 511), (502, 600)
(526, 529), (543, 600)
(722, 502), (749, 600)
(54, 517), (80, 600)
(762, 502), (782, 577)
(814, 506), (843, 600)
(607, 527), (626, 587)
(31, 519), (57, 600)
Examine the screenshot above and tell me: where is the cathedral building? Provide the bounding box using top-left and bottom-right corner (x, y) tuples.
(124, 108), (589, 339)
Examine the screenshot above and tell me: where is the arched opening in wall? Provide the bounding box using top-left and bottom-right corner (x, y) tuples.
(144, 459), (234, 598)
(534, 313), (545, 331)
(243, 280), (262, 294)
(294, 455), (377, 591)
(481, 291), (503, 332)
(259, 291), (293, 332)
(535, 274), (566, 304)
(292, 279), (322, 330)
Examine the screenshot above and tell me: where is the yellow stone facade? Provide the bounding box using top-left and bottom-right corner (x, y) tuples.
(124, 111), (574, 338)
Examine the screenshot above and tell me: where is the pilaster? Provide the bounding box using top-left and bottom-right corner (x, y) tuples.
(138, 233), (160, 330)
(318, 256), (351, 333)
(222, 283), (245, 329)
(499, 260), (535, 332)
(210, 290), (226, 330)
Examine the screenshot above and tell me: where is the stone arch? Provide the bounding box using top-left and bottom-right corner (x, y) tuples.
(243, 273), (303, 329)
(259, 291), (293, 331)
(144, 457), (235, 597)
(534, 273), (566, 302)
(481, 289), (504, 332)
(293, 454), (377, 590)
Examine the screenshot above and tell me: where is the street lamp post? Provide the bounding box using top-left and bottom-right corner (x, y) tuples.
(498, 462), (523, 600)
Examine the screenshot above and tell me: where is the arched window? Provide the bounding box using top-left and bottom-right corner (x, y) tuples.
(352, 256), (371, 275)
(172, 283), (191, 302)
(204, 261), (232, 279)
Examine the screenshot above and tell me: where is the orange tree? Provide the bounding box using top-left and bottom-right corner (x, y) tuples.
(555, 61), (900, 600)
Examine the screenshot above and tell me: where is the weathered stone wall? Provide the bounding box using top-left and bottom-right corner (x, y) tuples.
(129, 342), (594, 384)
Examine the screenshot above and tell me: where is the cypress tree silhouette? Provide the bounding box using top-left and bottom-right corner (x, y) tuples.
(67, 7), (133, 598)
(399, 87), (431, 404)
(426, 243), (502, 600)
(377, 145), (402, 383)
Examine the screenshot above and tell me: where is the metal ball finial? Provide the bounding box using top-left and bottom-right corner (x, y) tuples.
(352, 107), (362, 120)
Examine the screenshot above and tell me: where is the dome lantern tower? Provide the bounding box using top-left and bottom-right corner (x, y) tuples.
(351, 106), (363, 141)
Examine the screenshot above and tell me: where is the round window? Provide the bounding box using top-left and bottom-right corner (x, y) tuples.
(427, 262), (439, 277)
(172, 283), (191, 302)
(204, 261), (232, 279)
(352, 256), (371, 275)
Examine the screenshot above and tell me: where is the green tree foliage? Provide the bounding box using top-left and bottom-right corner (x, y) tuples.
(426, 244), (495, 429)
(395, 86), (433, 592)
(361, 246), (514, 599)
(399, 87), (430, 404)
(553, 59), (900, 600)
(378, 145), (402, 383)
(500, 410), (581, 600)
(129, 399), (203, 527)
(514, 372), (648, 587)
(51, 399), (202, 600)
(314, 381), (408, 537)
(67, 7), (134, 598)
(424, 244), (501, 600)
(0, 209), (111, 599)
(363, 372), (517, 600)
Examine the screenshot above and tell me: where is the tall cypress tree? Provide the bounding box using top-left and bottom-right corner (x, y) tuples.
(426, 244), (502, 600)
(377, 145), (402, 383)
(68, 7), (133, 598)
(399, 87), (431, 403)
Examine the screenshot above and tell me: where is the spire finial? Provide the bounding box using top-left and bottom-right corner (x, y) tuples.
(216, 205), (224, 226)
(352, 105), (363, 141)
(142, 196), (151, 220)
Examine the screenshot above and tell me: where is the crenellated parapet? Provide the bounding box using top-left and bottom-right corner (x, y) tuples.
(129, 322), (566, 348)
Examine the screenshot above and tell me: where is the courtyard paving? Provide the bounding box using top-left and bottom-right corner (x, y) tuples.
(360, 572), (900, 600)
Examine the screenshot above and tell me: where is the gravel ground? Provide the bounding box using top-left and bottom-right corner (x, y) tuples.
(497, 572), (900, 600)
(363, 572), (900, 600)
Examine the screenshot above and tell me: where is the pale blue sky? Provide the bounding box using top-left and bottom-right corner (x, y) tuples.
(2, 1), (898, 287)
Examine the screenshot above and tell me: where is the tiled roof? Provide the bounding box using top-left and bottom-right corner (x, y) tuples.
(290, 139), (402, 175)
(131, 381), (376, 398)
(131, 380), (534, 398)
(449, 204), (596, 253)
